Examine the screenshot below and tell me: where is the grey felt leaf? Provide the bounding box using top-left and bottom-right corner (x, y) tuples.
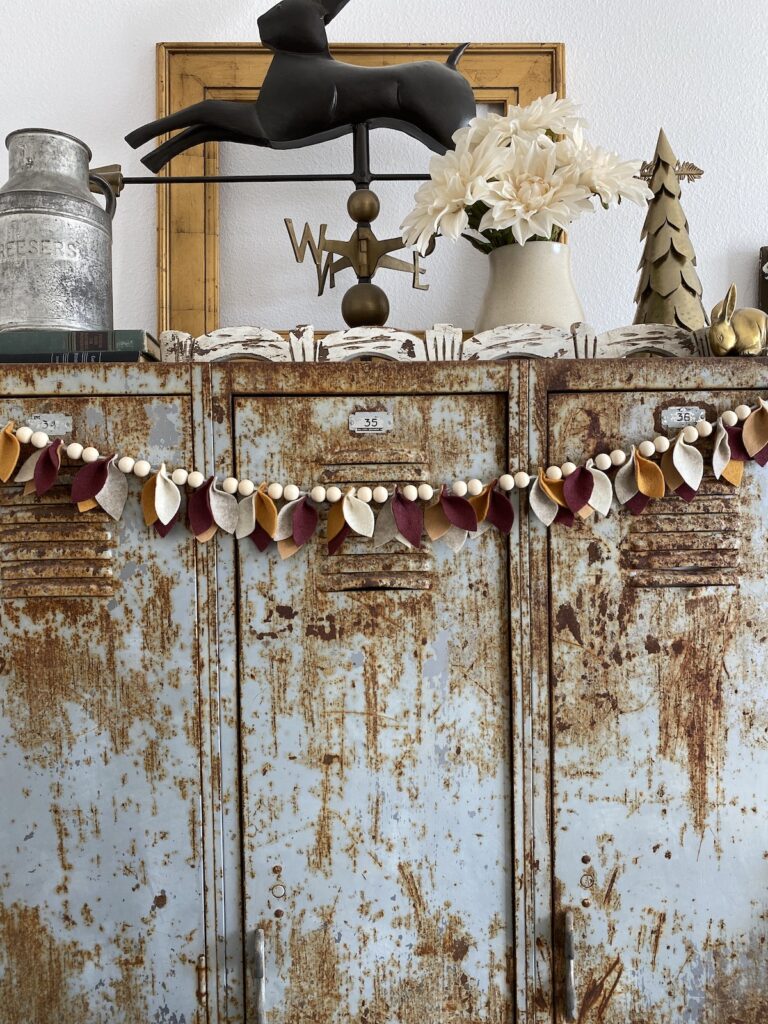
(614, 447), (639, 504)
(712, 419), (731, 480)
(274, 497), (303, 542)
(210, 481), (239, 535)
(95, 456), (129, 521)
(442, 525), (469, 552)
(235, 493), (256, 540)
(373, 498), (414, 550)
(14, 447), (43, 483)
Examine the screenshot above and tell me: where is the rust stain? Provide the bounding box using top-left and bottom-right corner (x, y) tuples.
(556, 602), (583, 647)
(649, 910), (666, 971)
(578, 955), (623, 1021)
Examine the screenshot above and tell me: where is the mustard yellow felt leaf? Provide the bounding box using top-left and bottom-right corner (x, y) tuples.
(660, 449), (684, 492)
(196, 523), (218, 544)
(722, 460), (744, 487)
(0, 422), (20, 483)
(635, 451), (665, 498)
(255, 485), (278, 538)
(141, 474), (159, 526)
(424, 500), (451, 540)
(278, 537), (301, 560)
(538, 469), (568, 508)
(77, 498), (99, 513)
(326, 500), (346, 543)
(468, 483), (492, 523)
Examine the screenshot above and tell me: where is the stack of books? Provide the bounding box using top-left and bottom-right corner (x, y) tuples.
(0, 330), (160, 363)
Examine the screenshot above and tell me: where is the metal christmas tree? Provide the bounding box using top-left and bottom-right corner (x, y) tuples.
(633, 129), (707, 329)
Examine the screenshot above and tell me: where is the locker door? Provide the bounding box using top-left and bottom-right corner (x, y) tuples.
(0, 393), (206, 1024)
(547, 388), (768, 1022)
(236, 391), (514, 1023)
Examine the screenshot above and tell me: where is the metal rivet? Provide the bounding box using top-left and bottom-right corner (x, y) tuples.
(274, 909), (284, 918)
(272, 865), (282, 875)
(581, 899), (591, 908)
(580, 874), (595, 889)
(581, 855), (591, 864)
(271, 884), (286, 898)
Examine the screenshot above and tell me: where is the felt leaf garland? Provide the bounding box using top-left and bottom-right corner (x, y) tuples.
(615, 446), (664, 516)
(95, 456), (129, 521)
(0, 422), (20, 483)
(486, 487), (514, 534)
(71, 456), (113, 513)
(440, 487), (478, 532)
(713, 419), (745, 487)
(392, 487), (423, 548)
(743, 400), (768, 466)
(342, 490), (375, 538)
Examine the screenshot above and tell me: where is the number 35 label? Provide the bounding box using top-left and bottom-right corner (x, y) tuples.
(349, 411), (393, 435)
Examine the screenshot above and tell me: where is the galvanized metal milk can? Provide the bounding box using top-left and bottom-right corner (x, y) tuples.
(0, 129), (116, 332)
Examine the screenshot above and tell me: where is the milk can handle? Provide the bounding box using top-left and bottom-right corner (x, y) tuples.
(88, 174), (117, 219)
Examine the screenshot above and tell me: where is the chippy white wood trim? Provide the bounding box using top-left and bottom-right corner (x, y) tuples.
(160, 321), (715, 362)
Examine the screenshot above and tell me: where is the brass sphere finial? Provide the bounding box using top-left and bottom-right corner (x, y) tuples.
(341, 282), (389, 327)
(347, 188), (380, 224)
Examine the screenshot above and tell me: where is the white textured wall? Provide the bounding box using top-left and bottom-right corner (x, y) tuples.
(2, 0), (766, 334)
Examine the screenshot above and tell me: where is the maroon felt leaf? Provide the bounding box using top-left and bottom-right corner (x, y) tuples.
(71, 455), (112, 504)
(392, 488), (424, 549)
(187, 477), (215, 536)
(752, 442), (768, 467)
(562, 467), (594, 514)
(327, 521), (351, 556)
(486, 488), (514, 534)
(625, 492), (651, 516)
(154, 512), (179, 537)
(292, 495), (319, 548)
(250, 521), (273, 552)
(440, 487), (478, 532)
(676, 483), (698, 502)
(554, 506), (575, 528)
(725, 425), (750, 462)
(33, 439), (62, 496)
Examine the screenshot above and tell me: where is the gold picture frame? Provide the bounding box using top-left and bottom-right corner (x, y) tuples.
(155, 42), (565, 337)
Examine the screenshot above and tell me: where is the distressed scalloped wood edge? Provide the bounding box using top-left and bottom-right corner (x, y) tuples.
(160, 321), (716, 362)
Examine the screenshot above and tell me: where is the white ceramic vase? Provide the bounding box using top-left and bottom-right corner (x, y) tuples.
(475, 240), (585, 334)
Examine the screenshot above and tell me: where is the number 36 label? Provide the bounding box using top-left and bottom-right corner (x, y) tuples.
(349, 411), (393, 435)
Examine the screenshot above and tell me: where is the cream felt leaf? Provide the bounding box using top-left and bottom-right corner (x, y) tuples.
(155, 463), (181, 525)
(614, 448), (639, 504)
(671, 434), (703, 490)
(529, 475), (559, 527)
(0, 422), (20, 483)
(235, 494), (256, 540)
(712, 420), (731, 480)
(14, 447), (44, 484)
(343, 490), (375, 538)
(585, 459), (613, 517)
(743, 399), (768, 457)
(442, 525), (469, 552)
(210, 481), (239, 534)
(95, 457), (128, 521)
(274, 497), (303, 542)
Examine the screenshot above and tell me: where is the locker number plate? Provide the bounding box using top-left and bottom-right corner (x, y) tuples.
(25, 412), (73, 436)
(661, 406), (705, 431)
(349, 411), (393, 435)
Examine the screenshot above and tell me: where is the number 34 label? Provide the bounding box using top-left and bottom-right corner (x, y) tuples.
(349, 411), (393, 435)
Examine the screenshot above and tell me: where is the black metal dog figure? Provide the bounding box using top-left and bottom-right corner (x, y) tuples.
(125, 0), (475, 171)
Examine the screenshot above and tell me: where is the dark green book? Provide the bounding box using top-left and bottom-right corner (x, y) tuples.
(0, 330), (160, 358)
(0, 350), (157, 364)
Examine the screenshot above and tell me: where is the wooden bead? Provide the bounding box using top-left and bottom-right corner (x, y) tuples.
(682, 425), (699, 444)
(283, 484), (300, 502)
(418, 483), (434, 501)
(467, 478), (483, 496)
(696, 420), (713, 438)
(223, 477), (240, 495)
(66, 442), (83, 461)
(326, 486), (342, 503)
(310, 485), (326, 504)
(594, 454), (612, 471)
(610, 450), (627, 466)
(267, 482), (283, 501)
(187, 471), (204, 488)
(722, 410), (738, 427)
(452, 480), (468, 497)
(545, 466), (563, 481)
(638, 441), (656, 459)
(238, 479), (255, 497)
(654, 436), (670, 453)
(514, 472), (530, 489)
(30, 430), (49, 448)
(133, 459), (151, 478)
(402, 484), (418, 502)
(735, 404), (752, 421)
(372, 486), (389, 504)
(118, 456), (135, 474)
(82, 446), (100, 463)
(498, 474), (514, 491)
(356, 486), (373, 503)
(15, 426), (33, 444)
(172, 468), (189, 486)
(561, 462), (577, 477)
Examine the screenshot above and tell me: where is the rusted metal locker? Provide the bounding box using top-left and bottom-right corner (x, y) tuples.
(210, 362), (530, 1024)
(0, 365), (214, 1024)
(528, 360), (768, 1023)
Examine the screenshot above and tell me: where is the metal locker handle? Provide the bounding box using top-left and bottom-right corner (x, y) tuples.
(564, 910), (577, 1022)
(251, 927), (266, 1024)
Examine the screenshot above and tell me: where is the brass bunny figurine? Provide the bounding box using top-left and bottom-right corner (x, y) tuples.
(709, 283), (768, 356)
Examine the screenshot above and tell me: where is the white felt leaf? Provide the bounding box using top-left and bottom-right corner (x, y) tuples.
(14, 448), (43, 483)
(529, 476), (558, 527)
(712, 419), (731, 480)
(672, 434), (703, 490)
(343, 492), (375, 537)
(274, 497), (303, 542)
(586, 459), (613, 517)
(442, 525), (469, 552)
(474, 520), (493, 537)
(154, 463), (181, 525)
(614, 448), (639, 504)
(372, 499), (414, 550)
(235, 494), (256, 539)
(210, 481), (239, 535)
(95, 456), (128, 521)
